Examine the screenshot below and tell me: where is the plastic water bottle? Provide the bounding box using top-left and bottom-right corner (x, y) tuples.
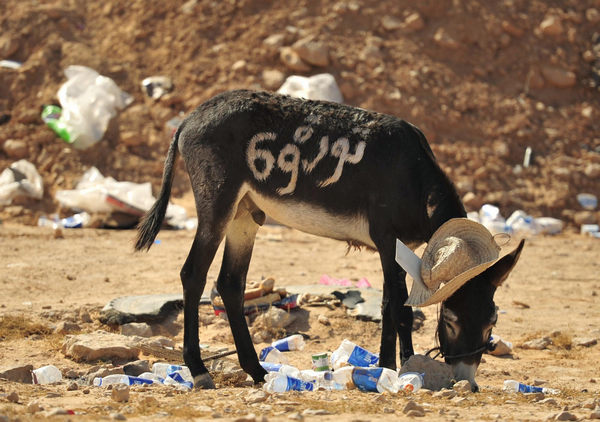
(398, 372), (424, 392)
(163, 371), (193, 390)
(260, 362), (300, 377)
(32, 365), (62, 384)
(330, 339), (379, 369)
(137, 372), (164, 383)
(259, 346), (289, 364)
(151, 363), (192, 380)
(351, 367), (400, 393)
(272, 334), (305, 351)
(61, 212), (90, 228)
(93, 374), (154, 387)
(262, 373), (315, 393)
(503, 380), (559, 394)
(331, 366), (354, 390)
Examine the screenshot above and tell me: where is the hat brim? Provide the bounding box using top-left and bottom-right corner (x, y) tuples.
(405, 242), (518, 307)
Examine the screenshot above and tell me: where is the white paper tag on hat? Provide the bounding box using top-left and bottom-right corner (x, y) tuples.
(395, 239), (433, 306)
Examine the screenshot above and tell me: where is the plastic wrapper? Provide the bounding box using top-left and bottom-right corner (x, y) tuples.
(0, 160), (43, 205)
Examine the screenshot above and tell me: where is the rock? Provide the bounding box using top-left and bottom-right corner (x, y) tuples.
(403, 400), (424, 414)
(0, 34), (19, 58)
(234, 414), (256, 422)
(462, 192), (480, 210)
(61, 331), (140, 361)
(582, 399), (598, 409)
(574, 211), (596, 225)
(586, 8), (600, 23)
(584, 164), (600, 178)
(121, 322), (153, 337)
(521, 337), (552, 350)
(79, 309), (93, 323)
(381, 16), (403, 31)
(262, 69), (285, 90)
(302, 409), (330, 416)
(123, 360), (150, 377)
(54, 321), (81, 334)
(574, 337), (598, 347)
(66, 381), (78, 391)
(591, 409), (600, 419)
(6, 391), (19, 403)
(434, 28), (460, 49)
(541, 66), (576, 88)
(400, 354), (454, 391)
(527, 67), (545, 90)
(263, 33), (285, 48)
(406, 409), (425, 417)
(554, 411), (577, 421)
(110, 412), (127, 421)
(252, 306), (296, 330)
(0, 364), (34, 383)
(452, 380), (472, 393)
(317, 314), (330, 326)
(245, 390), (268, 404)
(539, 398), (558, 406)
(403, 13), (425, 32)
(292, 37), (329, 67)
(180, 0), (197, 14)
(433, 389), (457, 399)
(100, 294), (186, 325)
(280, 47), (311, 72)
(2, 139), (28, 159)
(540, 16), (563, 37)
(26, 401), (43, 413)
(501, 21), (524, 37)
(232, 60), (246, 71)
(111, 384), (130, 403)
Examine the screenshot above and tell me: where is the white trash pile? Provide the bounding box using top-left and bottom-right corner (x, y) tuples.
(259, 336), (423, 394)
(468, 204), (564, 237)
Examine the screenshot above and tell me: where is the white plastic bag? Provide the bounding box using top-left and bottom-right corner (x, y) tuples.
(277, 73), (343, 103)
(0, 160), (43, 205)
(57, 65), (133, 149)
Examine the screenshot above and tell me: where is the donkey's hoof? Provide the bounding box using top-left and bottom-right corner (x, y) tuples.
(193, 373), (216, 389)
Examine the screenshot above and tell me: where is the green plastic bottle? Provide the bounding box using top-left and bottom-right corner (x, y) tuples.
(41, 105), (72, 143)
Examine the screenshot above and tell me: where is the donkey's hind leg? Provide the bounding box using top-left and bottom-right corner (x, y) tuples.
(216, 198), (267, 384)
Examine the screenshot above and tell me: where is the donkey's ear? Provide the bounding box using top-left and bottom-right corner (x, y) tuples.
(488, 239), (525, 287)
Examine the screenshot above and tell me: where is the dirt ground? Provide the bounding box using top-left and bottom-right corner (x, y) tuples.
(0, 222), (599, 421)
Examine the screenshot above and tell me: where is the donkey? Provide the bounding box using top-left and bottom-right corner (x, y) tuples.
(135, 90), (523, 391)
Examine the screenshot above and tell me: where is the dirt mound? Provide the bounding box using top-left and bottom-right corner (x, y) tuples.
(1, 0), (599, 225)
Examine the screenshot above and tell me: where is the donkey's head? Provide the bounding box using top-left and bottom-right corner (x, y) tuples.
(437, 239), (525, 391)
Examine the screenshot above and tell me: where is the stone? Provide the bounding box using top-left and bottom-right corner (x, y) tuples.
(527, 67), (545, 90)
(245, 390), (268, 404)
(110, 413), (127, 421)
(521, 337), (552, 350)
(404, 13), (425, 32)
(406, 409), (425, 417)
(574, 211), (596, 225)
(452, 380), (472, 393)
(433, 389), (457, 399)
(381, 16), (403, 31)
(263, 33), (285, 48)
(0, 364), (33, 383)
(462, 192), (480, 210)
(540, 16), (563, 37)
(54, 321), (81, 334)
(79, 309), (93, 323)
(280, 47), (311, 72)
(434, 28), (459, 49)
(61, 330), (140, 361)
(317, 314), (330, 326)
(2, 139), (28, 159)
(540, 398), (558, 406)
(0, 35), (19, 58)
(582, 399), (598, 409)
(541, 66), (576, 88)
(403, 400), (424, 414)
(232, 60), (247, 71)
(554, 411), (577, 421)
(123, 360), (150, 377)
(584, 164), (600, 178)
(591, 409), (600, 419)
(400, 354), (454, 391)
(302, 409), (330, 416)
(574, 337), (598, 347)
(6, 391), (19, 403)
(292, 37), (329, 67)
(66, 381), (78, 391)
(121, 322), (153, 337)
(111, 384), (130, 403)
(99, 294), (189, 325)
(501, 21), (524, 37)
(586, 8), (600, 23)
(262, 69), (285, 90)
(234, 415), (256, 422)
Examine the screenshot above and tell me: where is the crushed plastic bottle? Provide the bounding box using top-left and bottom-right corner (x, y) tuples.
(163, 371), (193, 390)
(330, 339), (379, 369)
(272, 334), (305, 352)
(93, 374), (154, 387)
(503, 380), (559, 394)
(398, 372), (424, 392)
(137, 372), (164, 383)
(259, 346), (289, 364)
(32, 365), (62, 384)
(351, 367), (400, 393)
(262, 373), (315, 393)
(152, 363), (192, 380)
(260, 362), (300, 377)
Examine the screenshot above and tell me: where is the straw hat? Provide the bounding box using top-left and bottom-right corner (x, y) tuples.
(405, 218), (509, 307)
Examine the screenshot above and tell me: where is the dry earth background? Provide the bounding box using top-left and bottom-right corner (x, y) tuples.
(1, 0), (600, 421)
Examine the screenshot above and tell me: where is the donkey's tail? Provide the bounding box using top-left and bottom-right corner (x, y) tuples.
(135, 126), (182, 251)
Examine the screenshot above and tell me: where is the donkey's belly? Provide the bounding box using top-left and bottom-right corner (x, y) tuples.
(246, 188), (375, 249)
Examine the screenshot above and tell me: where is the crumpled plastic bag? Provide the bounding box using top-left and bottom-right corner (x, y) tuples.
(55, 167), (192, 229)
(55, 65), (133, 149)
(0, 160), (43, 206)
(277, 73), (343, 103)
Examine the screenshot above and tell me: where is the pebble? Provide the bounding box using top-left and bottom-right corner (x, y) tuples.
(287, 412), (303, 421)
(433, 389), (457, 399)
(121, 322), (153, 337)
(245, 390), (268, 404)
(433, 28), (459, 49)
(6, 391), (19, 403)
(574, 338), (598, 347)
(586, 8), (600, 23)
(383, 407), (395, 413)
(234, 414), (256, 422)
(521, 337), (552, 350)
(540, 398), (558, 406)
(291, 37), (329, 67)
(110, 412), (127, 421)
(280, 47), (310, 72)
(591, 409), (600, 419)
(381, 16), (403, 31)
(406, 409), (426, 417)
(262, 69), (285, 90)
(554, 411), (577, 421)
(539, 16), (563, 37)
(403, 400), (424, 414)
(317, 314), (330, 326)
(66, 381), (78, 391)
(540, 65), (576, 88)
(403, 13), (425, 32)
(111, 384), (130, 403)
(2, 139), (28, 159)
(452, 380), (471, 393)
(302, 409), (330, 416)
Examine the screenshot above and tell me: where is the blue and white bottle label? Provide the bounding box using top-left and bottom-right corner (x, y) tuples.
(348, 346), (379, 367)
(352, 367), (382, 392)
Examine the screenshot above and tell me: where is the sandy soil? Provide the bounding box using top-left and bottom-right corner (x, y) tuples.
(0, 222), (599, 421)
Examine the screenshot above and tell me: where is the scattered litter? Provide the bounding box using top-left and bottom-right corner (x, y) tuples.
(311, 352), (330, 371)
(272, 334), (305, 352)
(141, 76), (173, 99)
(398, 372), (424, 392)
(503, 379), (559, 394)
(577, 193), (597, 210)
(0, 160), (43, 206)
(38, 212), (91, 229)
(471, 204), (563, 236)
(487, 334), (513, 356)
(0, 59), (22, 69)
(55, 167), (191, 229)
(277, 73), (343, 103)
(44, 65), (132, 149)
(263, 373), (315, 392)
(32, 365), (62, 384)
(330, 338), (379, 369)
